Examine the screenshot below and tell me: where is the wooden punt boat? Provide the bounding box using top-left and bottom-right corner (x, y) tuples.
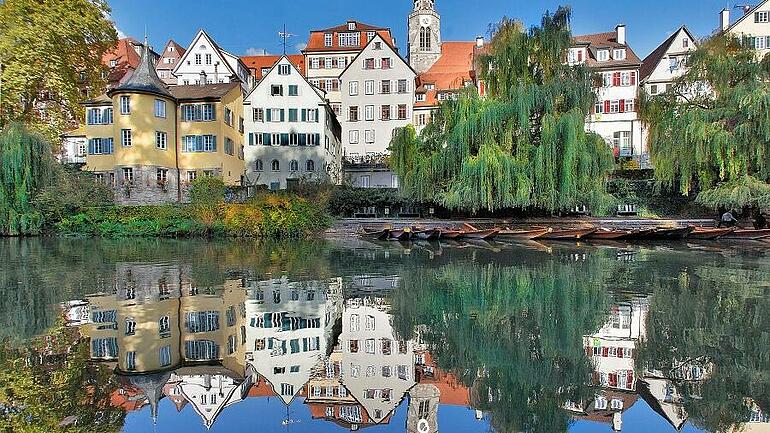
(585, 228), (634, 240)
(720, 228), (770, 240)
(622, 228), (656, 240)
(535, 228), (597, 240)
(496, 227), (552, 240)
(461, 228), (500, 240)
(414, 228), (441, 240)
(360, 228), (389, 240)
(440, 229), (464, 239)
(689, 227), (736, 240)
(639, 226), (694, 240)
(388, 228), (412, 241)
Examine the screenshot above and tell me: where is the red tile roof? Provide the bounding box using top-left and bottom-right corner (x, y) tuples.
(305, 21), (394, 52)
(640, 26), (696, 81)
(240, 54), (306, 80)
(571, 32), (642, 69)
(415, 41), (477, 107)
(102, 38), (142, 86)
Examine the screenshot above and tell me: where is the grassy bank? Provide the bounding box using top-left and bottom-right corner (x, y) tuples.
(55, 194), (331, 238)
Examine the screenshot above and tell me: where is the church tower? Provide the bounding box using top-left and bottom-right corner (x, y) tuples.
(408, 0), (442, 74)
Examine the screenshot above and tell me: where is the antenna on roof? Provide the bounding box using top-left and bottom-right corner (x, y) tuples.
(144, 25), (148, 47)
(734, 3), (753, 15)
(278, 24), (296, 55)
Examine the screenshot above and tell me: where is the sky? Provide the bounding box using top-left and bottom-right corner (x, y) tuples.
(109, 0), (741, 60)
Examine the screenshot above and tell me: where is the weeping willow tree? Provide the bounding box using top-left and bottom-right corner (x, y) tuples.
(389, 254), (612, 433)
(0, 123), (55, 235)
(640, 33), (770, 205)
(390, 7), (615, 213)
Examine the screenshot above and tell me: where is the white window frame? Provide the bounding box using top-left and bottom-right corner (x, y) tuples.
(121, 129), (132, 147)
(156, 131), (167, 150)
(364, 105), (374, 121)
(119, 96), (130, 114)
(349, 130), (359, 144)
(364, 80), (374, 95)
(324, 33), (333, 47)
(349, 81), (359, 96)
(597, 50), (609, 62)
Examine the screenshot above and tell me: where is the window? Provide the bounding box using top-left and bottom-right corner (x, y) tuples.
(595, 396), (608, 410)
(125, 351), (136, 371)
(381, 57), (391, 69)
(417, 113), (426, 125)
(610, 100), (620, 113)
(182, 135), (217, 152)
(613, 131), (632, 155)
(602, 72), (612, 87)
(324, 33), (333, 47)
(288, 108), (298, 122)
(224, 137), (234, 155)
(119, 96), (130, 114)
(271, 159), (280, 171)
(225, 107), (233, 126)
(397, 104), (407, 120)
(255, 159), (263, 171)
(397, 79), (408, 93)
(349, 130), (359, 144)
(755, 36), (768, 50)
(613, 48), (626, 60)
(650, 84), (659, 95)
(307, 133), (320, 146)
(338, 32), (360, 47)
(289, 133), (299, 146)
(611, 398), (624, 410)
(253, 108), (264, 122)
(381, 105), (391, 120)
(306, 108), (318, 122)
(159, 345), (172, 366)
(271, 85), (283, 96)
(621, 71), (631, 86)
(625, 99), (635, 112)
(349, 81), (359, 96)
(365, 314), (375, 330)
(125, 318), (136, 335)
(360, 175), (370, 188)
(683, 38), (689, 48)
(156, 131), (167, 149)
(420, 27), (432, 51)
(121, 129), (132, 147)
(364, 58), (375, 69)
(756, 11), (770, 23)
(365, 80), (374, 95)
(271, 132), (281, 145)
(157, 168), (168, 184)
(380, 80), (391, 94)
(159, 316), (171, 336)
(365, 339), (376, 354)
(306, 160), (315, 171)
(415, 93), (426, 102)
(597, 50), (609, 62)
(365, 105), (374, 121)
(349, 106), (359, 122)
(278, 64), (291, 75)
(349, 340), (359, 353)
(288, 85), (298, 96)
(269, 108), (283, 122)
(109, 59), (118, 68)
(324, 57), (333, 69)
(181, 103), (215, 121)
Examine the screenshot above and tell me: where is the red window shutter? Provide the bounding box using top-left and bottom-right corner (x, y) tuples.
(602, 346), (609, 357)
(578, 50), (583, 62)
(631, 71), (637, 85)
(609, 373), (618, 387)
(616, 348), (623, 358)
(619, 99), (625, 112)
(613, 72), (621, 86)
(585, 346), (592, 357)
(604, 101), (611, 113)
(628, 371), (634, 387)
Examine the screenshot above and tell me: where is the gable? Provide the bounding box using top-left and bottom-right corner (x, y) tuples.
(728, 0), (770, 33)
(339, 33), (417, 79)
(641, 27), (698, 81)
(244, 56), (326, 104)
(173, 30), (238, 79)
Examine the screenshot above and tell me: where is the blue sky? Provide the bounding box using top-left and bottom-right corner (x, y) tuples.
(110, 0), (738, 60)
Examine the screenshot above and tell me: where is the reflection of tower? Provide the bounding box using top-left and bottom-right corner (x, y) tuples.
(406, 384), (440, 433)
(408, 0), (442, 74)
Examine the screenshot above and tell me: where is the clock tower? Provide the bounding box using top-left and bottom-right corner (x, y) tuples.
(408, 0), (441, 74)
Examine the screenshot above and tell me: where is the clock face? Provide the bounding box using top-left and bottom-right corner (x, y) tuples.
(420, 16), (432, 27)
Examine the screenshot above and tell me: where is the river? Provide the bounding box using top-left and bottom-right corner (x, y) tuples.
(1, 237), (768, 433)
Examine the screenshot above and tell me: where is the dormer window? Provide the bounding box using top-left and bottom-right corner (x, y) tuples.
(109, 59), (117, 68)
(425, 83), (435, 90)
(682, 39), (689, 48)
(348, 21), (356, 31)
(324, 33), (332, 47)
(168, 46), (174, 52)
(597, 50), (610, 62)
(416, 93), (426, 102)
(367, 31), (375, 41)
(613, 49), (626, 60)
(338, 32), (360, 47)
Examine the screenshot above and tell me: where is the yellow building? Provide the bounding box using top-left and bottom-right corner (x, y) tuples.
(82, 42), (245, 204)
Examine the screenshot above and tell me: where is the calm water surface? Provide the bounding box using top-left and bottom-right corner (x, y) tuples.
(1, 237), (768, 433)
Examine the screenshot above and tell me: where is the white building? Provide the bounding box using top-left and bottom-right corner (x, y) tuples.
(720, 1), (770, 58)
(640, 26), (699, 97)
(339, 297), (416, 424)
(339, 33), (416, 159)
(243, 56), (342, 190)
(572, 26), (645, 160)
(174, 366), (254, 429)
(173, 29), (254, 92)
(244, 277), (343, 404)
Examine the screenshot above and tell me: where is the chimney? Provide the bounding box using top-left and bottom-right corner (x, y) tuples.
(476, 36), (484, 48)
(616, 24), (626, 45)
(199, 70), (206, 86)
(720, 8), (731, 32)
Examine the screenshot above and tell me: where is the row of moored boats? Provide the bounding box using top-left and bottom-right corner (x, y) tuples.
(360, 224), (770, 242)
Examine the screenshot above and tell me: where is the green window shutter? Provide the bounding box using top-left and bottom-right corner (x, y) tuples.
(281, 133), (289, 146)
(266, 109), (272, 122)
(263, 133), (270, 145)
(315, 133), (321, 145)
(196, 136), (203, 151)
(301, 109), (307, 122)
(299, 134), (307, 146)
(249, 133), (254, 146)
(315, 109), (320, 123)
(280, 109), (285, 122)
(212, 135), (217, 151)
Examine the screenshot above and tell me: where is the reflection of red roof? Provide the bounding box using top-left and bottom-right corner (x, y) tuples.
(415, 42), (477, 108)
(110, 382), (146, 412)
(307, 402), (389, 429)
(573, 390), (639, 424)
(248, 376), (278, 398)
(416, 351), (471, 406)
(305, 21), (394, 52)
(240, 54), (306, 80)
(163, 382), (188, 412)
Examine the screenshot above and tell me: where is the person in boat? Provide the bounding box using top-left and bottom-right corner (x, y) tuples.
(718, 210), (738, 228)
(753, 210), (767, 229)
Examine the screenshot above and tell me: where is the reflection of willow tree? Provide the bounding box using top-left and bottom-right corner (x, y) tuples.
(637, 265), (770, 433)
(0, 324), (125, 432)
(390, 259), (611, 433)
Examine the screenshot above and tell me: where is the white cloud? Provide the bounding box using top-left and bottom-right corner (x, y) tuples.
(295, 42), (308, 51)
(245, 47), (268, 56)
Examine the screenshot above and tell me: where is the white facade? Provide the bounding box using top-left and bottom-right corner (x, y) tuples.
(243, 57), (342, 190)
(244, 277), (343, 404)
(174, 368), (253, 429)
(640, 27), (698, 96)
(340, 34), (417, 158)
(174, 30), (253, 92)
(722, 1), (770, 58)
(339, 297), (416, 423)
(60, 132), (87, 164)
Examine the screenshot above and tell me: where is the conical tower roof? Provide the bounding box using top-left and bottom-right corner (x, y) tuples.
(128, 371), (173, 424)
(110, 38), (174, 99)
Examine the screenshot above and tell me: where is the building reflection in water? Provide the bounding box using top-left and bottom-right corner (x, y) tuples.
(62, 253), (769, 433)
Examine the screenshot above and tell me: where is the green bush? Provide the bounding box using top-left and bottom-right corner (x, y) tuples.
(327, 187), (415, 217)
(189, 176), (226, 226)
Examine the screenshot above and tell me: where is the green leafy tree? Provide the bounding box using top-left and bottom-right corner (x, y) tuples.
(0, 0), (117, 139)
(640, 34), (770, 205)
(390, 7), (615, 213)
(189, 176), (226, 226)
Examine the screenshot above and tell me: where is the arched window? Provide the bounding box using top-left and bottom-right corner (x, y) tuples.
(271, 159), (280, 171)
(255, 159), (263, 171)
(290, 160), (299, 171)
(419, 27), (432, 51)
(306, 159), (315, 171)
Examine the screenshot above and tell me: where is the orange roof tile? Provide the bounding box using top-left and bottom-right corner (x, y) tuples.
(415, 41), (478, 108)
(102, 38), (142, 86)
(305, 21), (394, 52)
(571, 32), (642, 68)
(240, 54), (306, 80)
